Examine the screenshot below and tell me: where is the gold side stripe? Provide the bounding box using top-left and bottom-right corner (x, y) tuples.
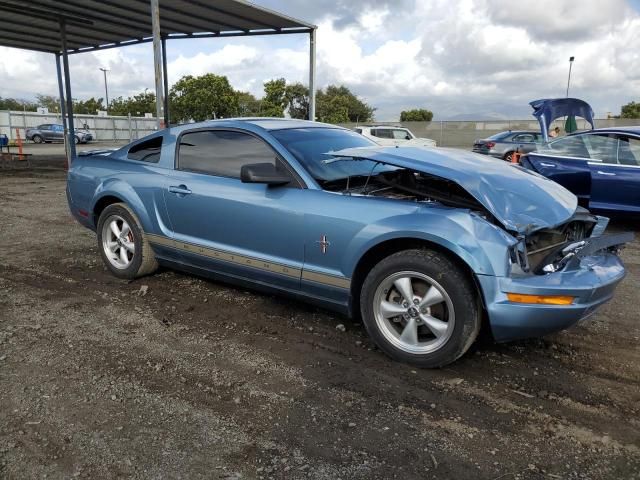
(146, 233), (350, 288)
(301, 270), (351, 289)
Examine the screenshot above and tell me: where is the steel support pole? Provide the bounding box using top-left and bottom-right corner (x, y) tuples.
(308, 29), (316, 121)
(161, 37), (170, 127)
(151, 0), (164, 129)
(55, 53), (70, 162)
(60, 20), (77, 163)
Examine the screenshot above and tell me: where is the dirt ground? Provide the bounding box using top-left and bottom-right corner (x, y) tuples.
(1, 159), (639, 480)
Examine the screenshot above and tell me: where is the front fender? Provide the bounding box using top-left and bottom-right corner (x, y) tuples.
(343, 209), (517, 278)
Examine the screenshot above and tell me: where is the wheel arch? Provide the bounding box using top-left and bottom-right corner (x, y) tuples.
(91, 182), (152, 232)
(349, 237), (487, 320)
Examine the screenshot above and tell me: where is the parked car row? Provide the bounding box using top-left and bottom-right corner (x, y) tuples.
(25, 124), (93, 144)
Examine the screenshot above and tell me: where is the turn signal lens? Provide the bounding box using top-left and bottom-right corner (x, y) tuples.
(506, 293), (575, 305)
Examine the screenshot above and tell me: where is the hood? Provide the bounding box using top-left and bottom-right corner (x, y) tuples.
(530, 98), (595, 142)
(329, 146), (577, 234)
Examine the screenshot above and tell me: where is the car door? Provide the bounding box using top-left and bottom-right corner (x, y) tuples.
(52, 124), (65, 141)
(391, 129), (412, 145)
(163, 128), (307, 292)
(525, 134), (592, 202)
(39, 124), (53, 141)
(588, 134), (640, 212)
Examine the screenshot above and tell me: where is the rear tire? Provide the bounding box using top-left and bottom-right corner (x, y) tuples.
(503, 151), (514, 162)
(360, 249), (481, 368)
(97, 203), (158, 280)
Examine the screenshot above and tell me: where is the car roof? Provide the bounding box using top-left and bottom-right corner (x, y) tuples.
(588, 126), (640, 135)
(165, 117), (346, 136)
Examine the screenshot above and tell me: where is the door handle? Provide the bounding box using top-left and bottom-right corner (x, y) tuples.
(168, 185), (192, 195)
(539, 162), (557, 167)
(596, 171), (616, 176)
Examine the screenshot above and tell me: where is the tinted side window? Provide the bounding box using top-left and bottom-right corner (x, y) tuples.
(617, 136), (640, 166)
(178, 130), (276, 178)
(39, 124), (51, 131)
(583, 134), (618, 163)
(354, 128), (362, 134)
(392, 129), (410, 139)
(544, 135), (590, 158)
(514, 134), (535, 143)
(128, 136), (163, 163)
(374, 129), (393, 139)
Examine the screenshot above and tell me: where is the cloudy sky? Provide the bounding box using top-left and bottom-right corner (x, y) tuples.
(1, 0), (639, 120)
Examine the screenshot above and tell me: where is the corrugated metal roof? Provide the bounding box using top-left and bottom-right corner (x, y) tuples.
(0, 0), (315, 54)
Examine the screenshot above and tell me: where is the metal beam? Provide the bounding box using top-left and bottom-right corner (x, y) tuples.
(182, 0), (280, 30)
(60, 19), (77, 163)
(2, 15), (121, 45)
(55, 54), (70, 163)
(151, 0), (164, 129)
(63, 28), (313, 55)
(309, 29), (316, 121)
(161, 37), (170, 127)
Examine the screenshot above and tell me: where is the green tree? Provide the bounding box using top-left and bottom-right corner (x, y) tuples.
(261, 78), (287, 117)
(236, 91), (262, 117)
(620, 101), (640, 119)
(73, 97), (105, 114)
(169, 74), (239, 122)
(400, 108), (433, 122)
(316, 85), (374, 123)
(109, 91), (156, 116)
(35, 94), (59, 112)
(284, 82), (310, 119)
(0, 97), (37, 111)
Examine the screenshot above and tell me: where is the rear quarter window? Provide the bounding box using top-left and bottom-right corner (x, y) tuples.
(128, 136), (163, 163)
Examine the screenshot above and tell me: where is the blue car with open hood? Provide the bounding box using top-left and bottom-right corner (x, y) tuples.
(66, 119), (632, 367)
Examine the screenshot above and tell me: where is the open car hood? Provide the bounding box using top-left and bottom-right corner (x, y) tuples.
(329, 146), (578, 234)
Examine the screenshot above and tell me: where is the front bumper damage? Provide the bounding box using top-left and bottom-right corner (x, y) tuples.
(478, 232), (633, 342)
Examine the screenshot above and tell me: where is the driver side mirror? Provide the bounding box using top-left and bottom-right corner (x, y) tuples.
(240, 163), (291, 185)
(405, 135), (411, 140)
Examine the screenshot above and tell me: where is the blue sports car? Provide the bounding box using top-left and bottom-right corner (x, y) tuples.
(67, 119), (632, 367)
(522, 127), (640, 213)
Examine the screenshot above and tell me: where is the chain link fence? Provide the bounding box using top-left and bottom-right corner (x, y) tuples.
(0, 110), (158, 143)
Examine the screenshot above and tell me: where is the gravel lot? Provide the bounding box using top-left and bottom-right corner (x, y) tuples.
(1, 159), (639, 479)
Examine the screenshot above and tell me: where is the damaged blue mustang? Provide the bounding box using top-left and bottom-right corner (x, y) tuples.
(67, 119), (632, 367)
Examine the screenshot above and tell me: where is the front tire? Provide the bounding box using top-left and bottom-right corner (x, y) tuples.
(32, 135), (43, 144)
(97, 203), (158, 280)
(360, 249), (481, 368)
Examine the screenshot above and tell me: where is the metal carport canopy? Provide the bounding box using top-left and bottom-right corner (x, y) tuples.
(0, 0), (317, 161)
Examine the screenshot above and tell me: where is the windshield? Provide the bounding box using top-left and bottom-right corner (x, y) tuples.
(271, 127), (396, 183)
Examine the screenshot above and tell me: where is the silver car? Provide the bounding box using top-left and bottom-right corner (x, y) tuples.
(472, 130), (541, 161)
(25, 124), (93, 144)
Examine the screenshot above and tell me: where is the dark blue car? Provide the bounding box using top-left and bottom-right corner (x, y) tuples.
(522, 127), (640, 213)
(66, 118), (631, 367)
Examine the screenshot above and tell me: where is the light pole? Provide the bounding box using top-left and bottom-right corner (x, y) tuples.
(99, 67), (109, 113)
(565, 56), (575, 98)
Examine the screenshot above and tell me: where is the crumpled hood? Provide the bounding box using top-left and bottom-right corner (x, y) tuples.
(329, 146), (577, 234)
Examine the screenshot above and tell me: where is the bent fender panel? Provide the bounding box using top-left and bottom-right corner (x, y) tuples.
(342, 211), (516, 279)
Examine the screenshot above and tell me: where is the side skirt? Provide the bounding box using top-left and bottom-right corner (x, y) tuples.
(156, 256), (352, 317)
